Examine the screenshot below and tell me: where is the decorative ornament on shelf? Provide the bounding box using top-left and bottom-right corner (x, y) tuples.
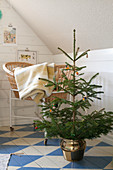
(0, 10), (2, 19)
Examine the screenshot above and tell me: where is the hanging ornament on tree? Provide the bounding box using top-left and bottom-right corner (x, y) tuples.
(75, 71), (79, 76)
(35, 126), (38, 130)
(52, 104), (56, 109)
(66, 65), (69, 69)
(86, 53), (88, 58)
(0, 10), (2, 20)
(83, 96), (87, 101)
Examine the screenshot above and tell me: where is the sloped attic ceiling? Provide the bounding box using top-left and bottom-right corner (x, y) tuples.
(7, 0), (113, 54)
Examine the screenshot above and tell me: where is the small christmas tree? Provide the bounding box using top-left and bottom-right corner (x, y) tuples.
(34, 30), (113, 141)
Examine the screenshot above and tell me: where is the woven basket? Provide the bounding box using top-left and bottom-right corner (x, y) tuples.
(3, 62), (32, 99)
(3, 62), (69, 102)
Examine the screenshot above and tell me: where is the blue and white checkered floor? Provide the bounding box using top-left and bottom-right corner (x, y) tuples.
(0, 124), (112, 170)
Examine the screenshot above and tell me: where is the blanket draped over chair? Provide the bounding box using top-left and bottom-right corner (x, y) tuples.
(14, 62), (55, 104)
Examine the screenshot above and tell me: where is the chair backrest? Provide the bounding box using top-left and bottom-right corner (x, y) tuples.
(3, 62), (72, 99)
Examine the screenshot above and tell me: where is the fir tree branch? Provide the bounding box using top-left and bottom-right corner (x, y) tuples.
(75, 49), (90, 61)
(75, 47), (80, 57)
(58, 47), (73, 61)
(77, 109), (106, 139)
(90, 84), (102, 88)
(48, 113), (64, 137)
(39, 77), (74, 96)
(75, 65), (86, 71)
(88, 73), (99, 84)
(73, 29), (76, 60)
(65, 62), (73, 68)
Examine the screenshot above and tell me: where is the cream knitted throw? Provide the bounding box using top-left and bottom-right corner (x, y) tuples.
(14, 62), (55, 104)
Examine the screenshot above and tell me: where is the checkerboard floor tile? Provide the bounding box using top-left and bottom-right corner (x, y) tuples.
(0, 124), (112, 170)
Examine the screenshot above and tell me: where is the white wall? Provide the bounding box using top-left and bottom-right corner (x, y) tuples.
(53, 48), (113, 112)
(0, 0), (53, 126)
(53, 48), (113, 144)
(7, 0), (113, 54)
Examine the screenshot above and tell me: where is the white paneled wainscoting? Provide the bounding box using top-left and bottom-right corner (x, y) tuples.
(0, 0), (53, 127)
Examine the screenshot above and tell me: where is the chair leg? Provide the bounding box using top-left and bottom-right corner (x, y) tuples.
(10, 127), (14, 131)
(33, 122), (36, 131)
(44, 138), (48, 145)
(10, 89), (14, 131)
(44, 129), (48, 145)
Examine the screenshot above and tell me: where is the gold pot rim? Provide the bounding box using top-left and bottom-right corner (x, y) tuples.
(61, 139), (86, 144)
(60, 139), (86, 152)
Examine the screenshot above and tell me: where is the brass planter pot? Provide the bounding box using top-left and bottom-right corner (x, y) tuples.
(60, 139), (86, 161)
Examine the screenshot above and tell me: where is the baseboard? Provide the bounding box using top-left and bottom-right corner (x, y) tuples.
(0, 117), (34, 127)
